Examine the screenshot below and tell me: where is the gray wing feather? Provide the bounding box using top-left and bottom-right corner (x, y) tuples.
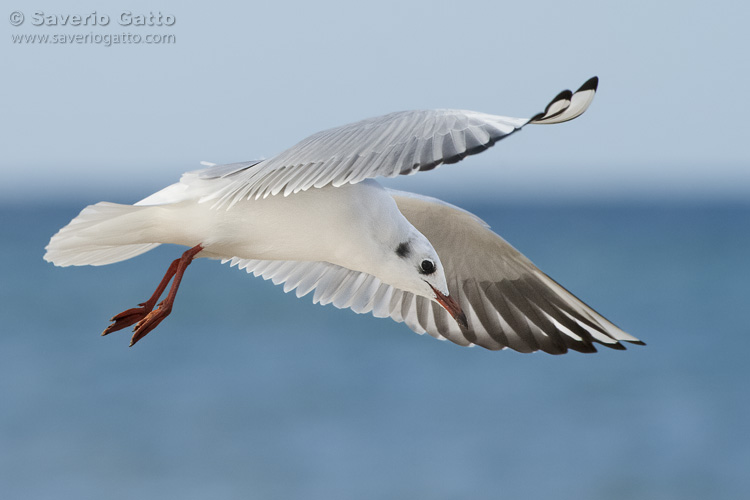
(221, 196), (641, 355)
(200, 110), (526, 208)
(220, 187), (640, 353)
(197, 77), (598, 209)
(197, 160), (264, 179)
(389, 189), (643, 354)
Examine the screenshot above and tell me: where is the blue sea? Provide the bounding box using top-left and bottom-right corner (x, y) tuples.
(2, 200), (749, 500)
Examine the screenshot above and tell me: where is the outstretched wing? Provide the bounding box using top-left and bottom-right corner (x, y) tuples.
(201, 77), (599, 208)
(221, 185), (643, 354)
(389, 189), (642, 353)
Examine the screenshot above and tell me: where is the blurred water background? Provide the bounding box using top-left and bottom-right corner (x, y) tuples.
(4, 1), (750, 496)
(2, 198), (748, 499)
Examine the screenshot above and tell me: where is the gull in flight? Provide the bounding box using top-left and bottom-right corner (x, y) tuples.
(44, 77), (643, 353)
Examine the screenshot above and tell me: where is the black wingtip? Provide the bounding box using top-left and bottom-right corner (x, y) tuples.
(550, 89), (574, 108)
(609, 342), (627, 351)
(529, 89), (573, 123)
(577, 76), (599, 93)
(628, 340), (647, 346)
(529, 76), (599, 125)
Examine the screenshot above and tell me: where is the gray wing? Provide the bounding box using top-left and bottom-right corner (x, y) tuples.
(389, 189), (643, 354)
(201, 77), (599, 208)
(223, 185), (642, 354)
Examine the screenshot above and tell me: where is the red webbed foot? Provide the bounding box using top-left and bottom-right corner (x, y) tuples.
(102, 244), (202, 346)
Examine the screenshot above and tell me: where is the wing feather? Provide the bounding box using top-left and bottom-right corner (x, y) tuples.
(198, 77), (598, 208)
(388, 189), (642, 353)
(206, 78), (629, 354)
(228, 182), (619, 355)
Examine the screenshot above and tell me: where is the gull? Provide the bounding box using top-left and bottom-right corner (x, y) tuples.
(44, 77), (643, 353)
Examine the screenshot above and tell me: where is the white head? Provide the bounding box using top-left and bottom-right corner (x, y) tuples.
(372, 224), (467, 328)
(337, 179), (466, 327)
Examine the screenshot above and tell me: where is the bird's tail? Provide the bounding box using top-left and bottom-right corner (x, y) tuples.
(44, 202), (163, 267)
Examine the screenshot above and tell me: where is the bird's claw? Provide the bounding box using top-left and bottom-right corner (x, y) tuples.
(102, 304), (154, 336)
(129, 302), (170, 347)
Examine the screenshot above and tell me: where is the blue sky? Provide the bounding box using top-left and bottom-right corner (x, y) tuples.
(3, 0), (748, 202)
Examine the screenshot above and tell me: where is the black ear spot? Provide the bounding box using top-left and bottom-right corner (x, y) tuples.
(395, 242), (410, 258)
(419, 259), (436, 275)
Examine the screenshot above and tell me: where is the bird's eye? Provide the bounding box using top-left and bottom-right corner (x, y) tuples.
(420, 259), (436, 275)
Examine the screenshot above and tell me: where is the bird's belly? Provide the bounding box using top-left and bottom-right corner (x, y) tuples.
(161, 181), (391, 266)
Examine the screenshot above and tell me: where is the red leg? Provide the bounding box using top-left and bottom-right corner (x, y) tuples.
(102, 244), (203, 346)
(102, 259), (180, 336)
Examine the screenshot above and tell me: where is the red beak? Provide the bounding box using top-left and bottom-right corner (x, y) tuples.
(429, 284), (468, 328)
